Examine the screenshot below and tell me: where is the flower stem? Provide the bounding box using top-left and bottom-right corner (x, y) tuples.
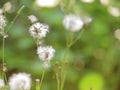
(2, 37), (5, 78)
(56, 73), (60, 90)
(35, 82), (40, 90)
(69, 29), (84, 47)
(61, 71), (67, 90)
(2, 37), (7, 83)
(39, 70), (45, 90)
(6, 5), (25, 33)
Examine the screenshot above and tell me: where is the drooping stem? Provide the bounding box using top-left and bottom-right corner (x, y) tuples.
(6, 5), (25, 33)
(39, 70), (45, 90)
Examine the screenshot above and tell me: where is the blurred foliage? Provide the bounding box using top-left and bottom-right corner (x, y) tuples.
(0, 0), (120, 90)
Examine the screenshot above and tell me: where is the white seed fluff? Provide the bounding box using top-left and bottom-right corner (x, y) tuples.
(63, 14), (84, 32)
(9, 73), (31, 90)
(37, 46), (55, 61)
(0, 14), (6, 30)
(0, 78), (5, 88)
(108, 6), (120, 17)
(29, 22), (49, 39)
(0, 10), (7, 38)
(28, 15), (38, 23)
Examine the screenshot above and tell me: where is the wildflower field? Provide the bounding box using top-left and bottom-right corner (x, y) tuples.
(0, 0), (120, 90)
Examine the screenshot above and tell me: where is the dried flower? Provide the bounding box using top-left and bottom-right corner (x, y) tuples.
(28, 15), (38, 23)
(9, 72), (31, 90)
(63, 14), (84, 32)
(0, 78), (5, 88)
(29, 22), (49, 39)
(37, 46), (55, 61)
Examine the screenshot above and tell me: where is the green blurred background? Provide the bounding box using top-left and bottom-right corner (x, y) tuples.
(0, 0), (120, 90)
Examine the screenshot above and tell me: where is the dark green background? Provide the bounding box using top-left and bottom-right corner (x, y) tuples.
(0, 0), (120, 90)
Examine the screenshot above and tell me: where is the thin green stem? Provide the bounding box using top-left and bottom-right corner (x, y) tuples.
(67, 31), (74, 47)
(6, 5), (25, 33)
(56, 73), (60, 90)
(39, 70), (45, 90)
(69, 29), (84, 47)
(61, 71), (67, 90)
(2, 37), (8, 83)
(59, 31), (73, 90)
(2, 37), (5, 78)
(35, 82), (40, 90)
(4, 72), (7, 83)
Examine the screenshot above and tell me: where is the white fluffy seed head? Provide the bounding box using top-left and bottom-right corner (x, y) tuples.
(0, 78), (5, 88)
(29, 22), (49, 39)
(0, 14), (6, 30)
(9, 72), (31, 90)
(108, 6), (120, 17)
(0, 11), (7, 38)
(63, 14), (84, 32)
(28, 15), (38, 23)
(37, 46), (55, 61)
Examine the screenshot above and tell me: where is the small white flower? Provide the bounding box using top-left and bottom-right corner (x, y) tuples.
(9, 72), (31, 90)
(28, 15), (38, 23)
(0, 78), (5, 88)
(63, 14), (84, 32)
(29, 22), (49, 39)
(37, 46), (55, 61)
